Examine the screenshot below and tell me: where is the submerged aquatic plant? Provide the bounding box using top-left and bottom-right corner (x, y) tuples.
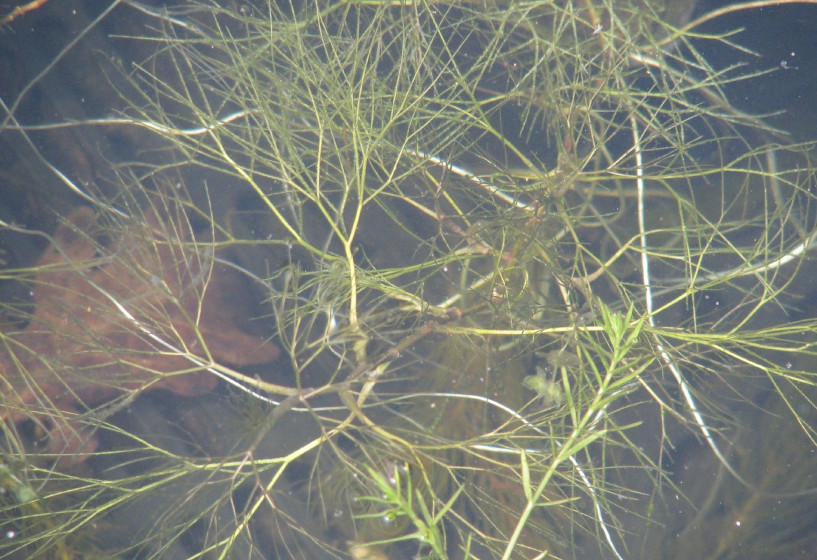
(1, 0), (817, 558)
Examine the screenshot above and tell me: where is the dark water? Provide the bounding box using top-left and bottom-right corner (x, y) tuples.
(694, 0), (817, 143)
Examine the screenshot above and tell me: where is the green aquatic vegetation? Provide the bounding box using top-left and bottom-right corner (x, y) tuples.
(354, 461), (460, 557)
(2, 0), (817, 559)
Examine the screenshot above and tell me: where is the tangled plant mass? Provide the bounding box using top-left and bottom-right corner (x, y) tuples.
(1, 1), (817, 559)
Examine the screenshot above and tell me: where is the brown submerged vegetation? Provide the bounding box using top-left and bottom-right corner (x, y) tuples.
(0, 197), (279, 460)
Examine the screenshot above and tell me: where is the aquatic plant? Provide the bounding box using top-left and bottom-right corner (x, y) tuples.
(1, 1), (817, 558)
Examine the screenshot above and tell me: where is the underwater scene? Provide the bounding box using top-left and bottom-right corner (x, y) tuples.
(1, 1), (817, 558)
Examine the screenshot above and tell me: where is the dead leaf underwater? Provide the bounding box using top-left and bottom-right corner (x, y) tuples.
(0, 201), (279, 461)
